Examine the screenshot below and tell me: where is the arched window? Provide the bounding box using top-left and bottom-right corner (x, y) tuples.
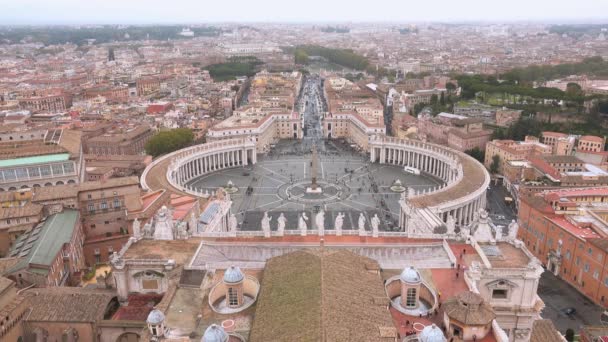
(406, 288), (417, 308)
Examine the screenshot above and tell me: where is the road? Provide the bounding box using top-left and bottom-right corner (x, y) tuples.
(297, 74), (326, 152)
(538, 271), (605, 333)
(486, 184), (516, 227)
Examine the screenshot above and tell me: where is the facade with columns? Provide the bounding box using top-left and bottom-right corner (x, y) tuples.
(168, 139), (256, 190)
(369, 135), (490, 235)
(141, 138), (257, 196)
(206, 111), (302, 153)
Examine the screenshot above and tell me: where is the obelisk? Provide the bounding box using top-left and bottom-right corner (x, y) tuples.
(307, 145), (322, 193)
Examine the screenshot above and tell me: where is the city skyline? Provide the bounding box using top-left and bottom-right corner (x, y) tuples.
(2, 0), (608, 25)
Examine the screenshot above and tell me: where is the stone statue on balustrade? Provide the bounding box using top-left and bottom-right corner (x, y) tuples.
(358, 213), (367, 236)
(277, 213), (287, 236)
(507, 219), (519, 241)
(371, 213), (380, 237)
(132, 218), (141, 239)
(176, 222), (189, 240)
(446, 214), (455, 235)
(261, 211), (272, 238)
(299, 213), (308, 236)
(228, 214), (238, 232)
(143, 223), (153, 238)
(316, 209), (325, 236)
(557, 239), (563, 256)
(335, 212), (345, 236)
(189, 213), (197, 234)
(495, 225), (503, 241)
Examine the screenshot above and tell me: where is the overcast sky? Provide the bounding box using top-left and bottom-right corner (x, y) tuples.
(1, 0), (607, 25)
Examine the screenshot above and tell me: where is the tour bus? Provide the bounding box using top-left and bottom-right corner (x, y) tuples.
(404, 166), (421, 175)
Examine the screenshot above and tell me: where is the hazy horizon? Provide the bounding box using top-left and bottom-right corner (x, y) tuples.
(1, 0), (608, 26)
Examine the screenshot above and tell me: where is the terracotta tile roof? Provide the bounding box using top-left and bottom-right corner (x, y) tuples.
(23, 287), (115, 322)
(443, 291), (495, 326)
(77, 176), (140, 192)
(250, 249), (396, 342)
(530, 319), (564, 342)
(0, 203), (42, 219)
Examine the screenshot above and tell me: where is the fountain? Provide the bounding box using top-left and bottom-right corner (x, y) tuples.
(224, 180), (239, 194)
(390, 179), (406, 193)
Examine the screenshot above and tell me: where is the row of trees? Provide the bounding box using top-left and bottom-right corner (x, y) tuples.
(0, 25), (223, 46)
(206, 56), (263, 81)
(320, 26), (350, 33)
(294, 45), (370, 70)
(501, 56), (608, 83)
(456, 74), (581, 102)
(145, 128), (194, 157)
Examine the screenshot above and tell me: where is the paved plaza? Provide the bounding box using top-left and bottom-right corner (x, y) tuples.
(186, 140), (443, 231)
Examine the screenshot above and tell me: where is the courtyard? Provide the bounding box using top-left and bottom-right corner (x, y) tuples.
(185, 140), (443, 231)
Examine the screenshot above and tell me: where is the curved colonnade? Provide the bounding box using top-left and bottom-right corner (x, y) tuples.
(369, 135), (490, 229)
(141, 138), (257, 197)
(142, 136), (489, 233)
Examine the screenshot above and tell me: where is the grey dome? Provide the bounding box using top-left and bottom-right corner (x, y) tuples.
(400, 266), (421, 284)
(146, 309), (165, 325)
(202, 324), (229, 342)
(419, 324), (446, 342)
(223, 265), (244, 284)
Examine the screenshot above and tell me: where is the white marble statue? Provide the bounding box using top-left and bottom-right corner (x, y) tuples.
(261, 212), (272, 237)
(472, 208), (494, 243)
(507, 219), (519, 241)
(495, 225), (503, 241)
(143, 223), (153, 238)
(335, 212), (345, 236)
(153, 206), (175, 240)
(189, 212), (197, 233)
(277, 213), (287, 235)
(557, 239), (563, 256)
(358, 213), (366, 235)
(371, 214), (380, 237)
(132, 218), (141, 239)
(228, 214), (238, 232)
(446, 214), (455, 235)
(299, 213), (308, 236)
(176, 222), (188, 239)
(316, 209), (325, 234)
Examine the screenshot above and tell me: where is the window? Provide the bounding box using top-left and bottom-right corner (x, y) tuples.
(565, 251), (571, 260)
(406, 288), (417, 308)
(589, 248), (593, 256)
(113, 199), (121, 208)
(87, 194), (92, 199)
(594, 270), (600, 280)
(492, 289), (508, 299)
(576, 257), (581, 266)
(584, 263), (590, 272)
(228, 287), (239, 306)
(88, 203), (95, 213)
(100, 201), (108, 210)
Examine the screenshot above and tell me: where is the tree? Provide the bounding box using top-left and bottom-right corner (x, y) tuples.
(294, 48), (309, 65)
(430, 94), (439, 105)
(490, 155), (501, 174)
(565, 329), (575, 342)
(145, 128), (194, 157)
(446, 82), (457, 94)
(465, 147), (485, 163)
(440, 92), (446, 106)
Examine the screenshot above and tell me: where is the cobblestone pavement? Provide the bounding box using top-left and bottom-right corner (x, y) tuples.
(186, 140), (443, 231)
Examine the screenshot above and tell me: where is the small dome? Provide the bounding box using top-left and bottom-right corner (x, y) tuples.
(400, 266), (421, 284)
(223, 265), (244, 284)
(202, 324), (228, 342)
(146, 309), (165, 325)
(419, 324), (446, 342)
